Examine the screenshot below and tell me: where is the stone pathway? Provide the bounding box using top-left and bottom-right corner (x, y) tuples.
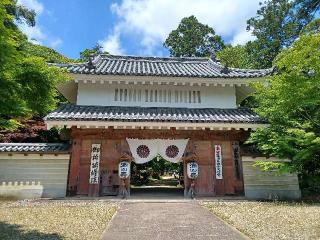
(101, 202), (247, 240)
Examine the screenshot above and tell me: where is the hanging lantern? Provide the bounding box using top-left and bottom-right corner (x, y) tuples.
(118, 161), (130, 179)
(187, 161), (198, 179)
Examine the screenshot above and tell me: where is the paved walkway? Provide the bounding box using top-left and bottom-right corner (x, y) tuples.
(101, 202), (247, 240)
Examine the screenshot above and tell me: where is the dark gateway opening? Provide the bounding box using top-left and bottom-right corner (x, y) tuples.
(130, 156), (184, 198)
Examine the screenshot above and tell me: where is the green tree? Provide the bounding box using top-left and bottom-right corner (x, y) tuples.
(294, 0), (320, 21)
(0, 0), (68, 130)
(164, 15), (225, 57)
(216, 45), (255, 69)
(247, 33), (320, 194)
(300, 18), (320, 34)
(79, 43), (108, 61)
(0, 0), (26, 129)
(4, 0), (36, 28)
(16, 57), (67, 116)
(24, 42), (75, 63)
(246, 0), (318, 68)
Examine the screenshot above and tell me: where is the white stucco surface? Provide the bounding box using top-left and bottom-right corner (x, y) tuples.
(0, 154), (69, 199)
(76, 82), (237, 108)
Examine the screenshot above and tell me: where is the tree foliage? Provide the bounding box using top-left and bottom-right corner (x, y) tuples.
(24, 42), (75, 63)
(246, 0), (319, 68)
(79, 43), (108, 61)
(247, 33), (320, 193)
(294, 0), (320, 20)
(301, 18), (320, 34)
(216, 45), (255, 69)
(164, 15), (225, 57)
(4, 0), (36, 28)
(0, 0), (68, 130)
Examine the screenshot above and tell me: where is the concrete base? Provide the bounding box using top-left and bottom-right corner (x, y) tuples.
(0, 182), (43, 199)
(245, 189), (301, 200)
(0, 182), (67, 199)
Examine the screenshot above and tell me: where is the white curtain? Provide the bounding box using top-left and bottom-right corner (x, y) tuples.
(126, 138), (189, 164)
(158, 139), (189, 163)
(126, 139), (158, 164)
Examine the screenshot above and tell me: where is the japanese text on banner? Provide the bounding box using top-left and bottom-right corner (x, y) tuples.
(215, 145), (223, 179)
(89, 144), (101, 184)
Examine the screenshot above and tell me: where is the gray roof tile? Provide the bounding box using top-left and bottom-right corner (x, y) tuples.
(45, 104), (265, 124)
(0, 143), (69, 153)
(50, 55), (272, 78)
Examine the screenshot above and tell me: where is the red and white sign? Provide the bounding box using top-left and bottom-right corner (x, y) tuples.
(215, 145), (223, 179)
(89, 144), (101, 184)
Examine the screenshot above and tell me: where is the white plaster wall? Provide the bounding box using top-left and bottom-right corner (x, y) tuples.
(0, 154), (69, 199)
(77, 82), (236, 108)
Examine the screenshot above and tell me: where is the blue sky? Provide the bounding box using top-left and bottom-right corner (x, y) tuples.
(18, 0), (261, 59)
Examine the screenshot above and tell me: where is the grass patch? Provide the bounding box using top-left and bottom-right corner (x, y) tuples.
(0, 200), (118, 240)
(203, 201), (320, 240)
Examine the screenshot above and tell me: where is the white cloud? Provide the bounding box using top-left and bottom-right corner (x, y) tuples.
(99, 27), (124, 55)
(17, 0), (63, 49)
(17, 0), (44, 15)
(19, 24), (46, 44)
(103, 0), (261, 55)
(231, 30), (256, 45)
(49, 38), (63, 48)
(17, 0), (46, 44)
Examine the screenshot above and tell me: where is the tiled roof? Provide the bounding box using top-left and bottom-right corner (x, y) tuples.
(45, 104), (265, 124)
(50, 54), (272, 78)
(0, 143), (69, 153)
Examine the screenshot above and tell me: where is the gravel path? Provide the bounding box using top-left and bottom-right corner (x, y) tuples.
(0, 200), (117, 240)
(101, 202), (247, 240)
(203, 201), (320, 240)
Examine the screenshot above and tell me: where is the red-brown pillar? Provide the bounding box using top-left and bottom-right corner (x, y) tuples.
(88, 184), (100, 197)
(67, 136), (81, 196)
(223, 141), (236, 195)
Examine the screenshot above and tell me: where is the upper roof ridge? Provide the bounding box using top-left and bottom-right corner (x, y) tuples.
(98, 54), (210, 63)
(50, 53), (272, 78)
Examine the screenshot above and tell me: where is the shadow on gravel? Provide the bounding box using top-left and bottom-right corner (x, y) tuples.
(0, 221), (62, 240)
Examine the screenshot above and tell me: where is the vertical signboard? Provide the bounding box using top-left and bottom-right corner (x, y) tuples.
(89, 144), (101, 184)
(232, 142), (241, 180)
(215, 145), (223, 179)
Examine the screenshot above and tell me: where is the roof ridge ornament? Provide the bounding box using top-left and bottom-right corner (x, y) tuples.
(220, 63), (230, 74)
(210, 51), (217, 62)
(87, 54), (97, 70)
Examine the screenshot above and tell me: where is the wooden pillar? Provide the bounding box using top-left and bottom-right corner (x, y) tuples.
(88, 184), (99, 197)
(213, 141), (236, 195)
(67, 136), (81, 196)
(223, 141), (236, 195)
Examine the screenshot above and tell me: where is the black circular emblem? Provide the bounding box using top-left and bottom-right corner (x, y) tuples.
(165, 145), (179, 158)
(137, 145), (150, 158)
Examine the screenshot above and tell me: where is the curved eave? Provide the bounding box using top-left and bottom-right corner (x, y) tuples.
(71, 73), (266, 85)
(45, 120), (268, 131)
